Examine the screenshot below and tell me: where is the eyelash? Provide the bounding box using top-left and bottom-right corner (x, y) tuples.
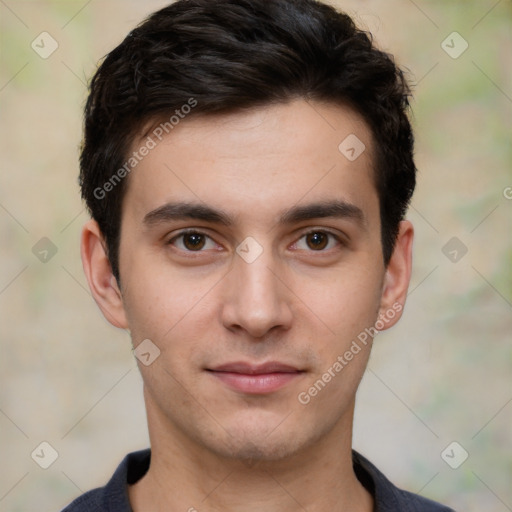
(293, 229), (343, 251)
(167, 229), (344, 253)
(167, 229), (218, 252)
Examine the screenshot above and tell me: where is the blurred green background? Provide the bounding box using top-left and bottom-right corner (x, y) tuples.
(0, 1), (510, 511)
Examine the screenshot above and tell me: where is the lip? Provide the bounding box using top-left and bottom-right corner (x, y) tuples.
(207, 361), (304, 394)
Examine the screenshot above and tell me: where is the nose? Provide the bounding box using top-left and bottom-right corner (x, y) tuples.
(220, 248), (293, 339)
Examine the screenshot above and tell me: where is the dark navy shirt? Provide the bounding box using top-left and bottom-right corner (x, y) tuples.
(61, 449), (455, 511)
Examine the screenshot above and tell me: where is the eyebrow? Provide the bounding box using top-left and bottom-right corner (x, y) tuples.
(143, 202), (232, 227)
(142, 199), (365, 228)
(278, 200), (365, 226)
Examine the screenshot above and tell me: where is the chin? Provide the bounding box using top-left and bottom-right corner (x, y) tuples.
(205, 416), (323, 464)
(220, 435), (303, 463)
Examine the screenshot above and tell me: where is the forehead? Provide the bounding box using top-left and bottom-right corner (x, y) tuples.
(122, 99), (378, 226)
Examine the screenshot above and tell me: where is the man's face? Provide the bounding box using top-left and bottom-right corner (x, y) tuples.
(105, 100), (399, 461)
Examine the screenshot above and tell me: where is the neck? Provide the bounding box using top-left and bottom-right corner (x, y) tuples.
(129, 395), (373, 512)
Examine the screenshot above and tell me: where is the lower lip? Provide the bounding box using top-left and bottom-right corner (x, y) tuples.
(208, 371), (301, 394)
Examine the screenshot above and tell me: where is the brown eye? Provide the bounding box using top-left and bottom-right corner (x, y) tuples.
(168, 230), (219, 254)
(305, 232), (328, 250)
(182, 232), (206, 250)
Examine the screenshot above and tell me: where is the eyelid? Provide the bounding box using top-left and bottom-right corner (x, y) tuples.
(167, 229), (220, 251)
(291, 228), (346, 251)
(166, 227), (347, 253)
(301, 227), (345, 242)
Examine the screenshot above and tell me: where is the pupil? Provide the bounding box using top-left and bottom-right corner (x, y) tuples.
(184, 233), (205, 250)
(307, 232), (327, 250)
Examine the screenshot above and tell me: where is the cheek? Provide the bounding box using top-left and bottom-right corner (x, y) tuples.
(295, 274), (380, 413)
(300, 263), (383, 342)
(121, 267), (179, 340)
(121, 259), (220, 361)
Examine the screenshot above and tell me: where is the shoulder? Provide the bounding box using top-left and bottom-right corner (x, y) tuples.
(352, 450), (456, 512)
(391, 487), (456, 511)
(60, 488), (103, 511)
(60, 449), (151, 512)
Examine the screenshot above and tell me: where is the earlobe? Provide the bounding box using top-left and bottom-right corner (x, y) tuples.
(378, 220), (414, 330)
(81, 219), (128, 329)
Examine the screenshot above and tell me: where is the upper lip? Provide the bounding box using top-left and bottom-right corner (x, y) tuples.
(208, 361), (302, 375)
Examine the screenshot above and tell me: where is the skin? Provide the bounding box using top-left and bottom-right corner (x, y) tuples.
(81, 99), (413, 512)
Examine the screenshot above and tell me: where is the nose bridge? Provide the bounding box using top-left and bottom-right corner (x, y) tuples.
(221, 245), (292, 337)
(239, 253), (277, 304)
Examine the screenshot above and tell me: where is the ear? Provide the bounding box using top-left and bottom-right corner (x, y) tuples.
(81, 219), (128, 329)
(377, 220), (414, 330)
